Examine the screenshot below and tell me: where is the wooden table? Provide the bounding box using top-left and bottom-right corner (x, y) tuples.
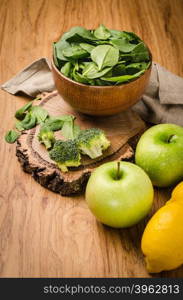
(0, 0), (183, 278)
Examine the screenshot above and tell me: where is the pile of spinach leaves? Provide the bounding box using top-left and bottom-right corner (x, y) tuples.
(53, 25), (151, 86)
(5, 100), (80, 144)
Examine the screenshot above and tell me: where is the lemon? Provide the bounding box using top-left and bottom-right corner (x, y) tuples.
(171, 181), (183, 201)
(141, 182), (183, 273)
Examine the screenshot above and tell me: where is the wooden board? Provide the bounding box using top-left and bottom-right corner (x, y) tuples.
(16, 91), (146, 196)
(1, 0), (183, 278)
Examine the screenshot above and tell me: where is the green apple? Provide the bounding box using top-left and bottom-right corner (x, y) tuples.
(85, 161), (154, 228)
(135, 124), (183, 187)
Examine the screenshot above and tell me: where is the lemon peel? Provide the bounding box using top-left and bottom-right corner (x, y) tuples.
(141, 182), (183, 273)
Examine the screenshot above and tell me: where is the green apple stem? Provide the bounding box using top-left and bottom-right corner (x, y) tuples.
(167, 134), (175, 143)
(116, 161), (121, 180)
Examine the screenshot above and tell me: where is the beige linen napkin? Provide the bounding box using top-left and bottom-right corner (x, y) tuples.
(1, 58), (183, 125)
(133, 63), (183, 125)
(1, 58), (55, 97)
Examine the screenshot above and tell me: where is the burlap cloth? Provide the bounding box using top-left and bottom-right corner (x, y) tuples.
(1, 58), (183, 125)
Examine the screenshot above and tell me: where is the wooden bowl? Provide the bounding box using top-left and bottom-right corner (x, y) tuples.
(51, 57), (152, 116)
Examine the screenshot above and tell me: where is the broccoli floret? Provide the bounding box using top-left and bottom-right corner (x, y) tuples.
(49, 140), (81, 172)
(76, 128), (110, 159)
(38, 125), (55, 150)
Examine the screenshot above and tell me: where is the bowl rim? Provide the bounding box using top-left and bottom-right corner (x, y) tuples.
(51, 50), (152, 89)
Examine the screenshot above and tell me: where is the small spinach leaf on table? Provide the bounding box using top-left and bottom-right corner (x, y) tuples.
(15, 101), (33, 120)
(31, 106), (49, 124)
(15, 121), (25, 131)
(20, 112), (37, 129)
(44, 115), (73, 131)
(5, 130), (20, 143)
(62, 118), (81, 140)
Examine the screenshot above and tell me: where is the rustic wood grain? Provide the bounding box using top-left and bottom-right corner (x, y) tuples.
(0, 0), (183, 278)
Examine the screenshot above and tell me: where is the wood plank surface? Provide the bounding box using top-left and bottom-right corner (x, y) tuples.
(0, 0), (183, 278)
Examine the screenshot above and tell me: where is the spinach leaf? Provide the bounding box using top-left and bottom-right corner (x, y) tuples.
(112, 64), (126, 76)
(71, 63), (91, 84)
(44, 115), (75, 131)
(44, 115), (80, 139)
(94, 79), (106, 86)
(111, 38), (138, 53)
(91, 45), (119, 70)
(117, 60), (126, 65)
(31, 106), (48, 124)
(129, 42), (150, 62)
(80, 43), (95, 53)
(102, 69), (145, 83)
(54, 39), (70, 62)
(62, 119), (81, 140)
(94, 40), (111, 45)
(109, 29), (124, 39)
(44, 118), (64, 131)
(20, 112), (37, 129)
(125, 62), (150, 74)
(15, 101), (33, 120)
(62, 44), (89, 59)
(5, 130), (20, 143)
(126, 62), (149, 69)
(122, 31), (142, 42)
(72, 71), (90, 84)
(94, 24), (111, 40)
(110, 30), (140, 42)
(82, 62), (112, 79)
(78, 62), (91, 69)
(61, 62), (72, 77)
(15, 121), (25, 131)
(73, 124), (81, 138)
(63, 26), (96, 43)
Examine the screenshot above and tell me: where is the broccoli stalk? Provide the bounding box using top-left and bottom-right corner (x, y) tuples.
(49, 140), (81, 172)
(38, 126), (56, 150)
(76, 128), (110, 159)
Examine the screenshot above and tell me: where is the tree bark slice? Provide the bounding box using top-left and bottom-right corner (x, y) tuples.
(16, 91), (146, 196)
